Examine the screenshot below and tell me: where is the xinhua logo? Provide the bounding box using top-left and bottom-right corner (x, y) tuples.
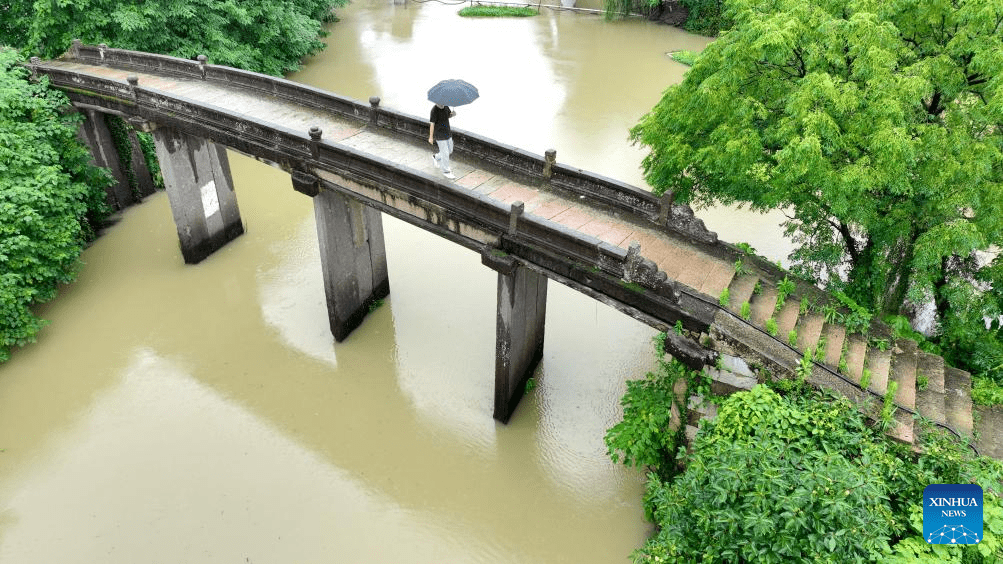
(923, 484), (983, 545)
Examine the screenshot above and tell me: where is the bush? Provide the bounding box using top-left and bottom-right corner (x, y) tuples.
(23, 0), (347, 76)
(609, 380), (1003, 563)
(458, 6), (537, 17)
(0, 48), (111, 361)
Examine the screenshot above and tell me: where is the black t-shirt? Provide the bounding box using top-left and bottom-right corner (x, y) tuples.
(430, 105), (451, 140)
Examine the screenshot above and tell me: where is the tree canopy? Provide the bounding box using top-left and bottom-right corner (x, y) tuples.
(2, 0), (346, 75)
(631, 0), (1003, 380)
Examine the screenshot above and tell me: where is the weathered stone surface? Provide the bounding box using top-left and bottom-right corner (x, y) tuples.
(975, 406), (1003, 460)
(151, 126), (243, 263)
(312, 186), (389, 342)
(487, 260), (547, 424)
(706, 366), (757, 396)
(77, 108), (132, 210)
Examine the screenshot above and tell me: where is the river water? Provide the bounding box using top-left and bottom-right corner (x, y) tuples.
(0, 2), (790, 562)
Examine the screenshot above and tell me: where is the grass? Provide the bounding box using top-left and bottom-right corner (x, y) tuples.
(668, 50), (698, 66)
(459, 5), (538, 17)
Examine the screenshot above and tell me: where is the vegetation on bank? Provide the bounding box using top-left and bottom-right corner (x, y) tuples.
(0, 0), (347, 362)
(606, 338), (1003, 563)
(458, 6), (537, 17)
(5, 0), (346, 75)
(667, 50), (696, 66)
(0, 48), (111, 361)
(632, 0), (1003, 404)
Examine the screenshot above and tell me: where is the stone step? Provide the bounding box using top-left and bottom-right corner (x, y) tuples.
(842, 333), (867, 383)
(726, 274), (760, 317)
(699, 260), (738, 300)
(864, 346), (891, 396)
(915, 351), (947, 427)
(890, 340), (918, 411)
(775, 299), (801, 340)
(917, 351), (946, 394)
(821, 322), (847, 368)
(886, 340), (918, 444)
(748, 283), (778, 327)
(794, 313), (826, 355)
(944, 367), (974, 438)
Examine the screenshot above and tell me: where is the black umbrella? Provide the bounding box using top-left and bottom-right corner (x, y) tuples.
(427, 79), (479, 106)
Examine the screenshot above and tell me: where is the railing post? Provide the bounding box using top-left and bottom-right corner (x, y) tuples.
(71, 38), (82, 59)
(197, 55), (207, 79)
(309, 126), (322, 159)
(508, 201), (524, 236)
(657, 190), (675, 224)
(126, 75), (138, 101)
(369, 96), (381, 126)
(543, 148), (556, 179)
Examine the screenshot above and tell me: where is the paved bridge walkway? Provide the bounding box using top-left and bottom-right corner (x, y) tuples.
(30, 44), (980, 451)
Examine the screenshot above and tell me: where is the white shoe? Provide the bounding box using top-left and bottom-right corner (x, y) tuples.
(443, 171), (456, 180)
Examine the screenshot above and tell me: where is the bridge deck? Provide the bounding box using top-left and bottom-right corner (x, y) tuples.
(44, 59), (734, 299)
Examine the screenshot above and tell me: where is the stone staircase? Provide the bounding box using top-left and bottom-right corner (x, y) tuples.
(689, 261), (975, 447)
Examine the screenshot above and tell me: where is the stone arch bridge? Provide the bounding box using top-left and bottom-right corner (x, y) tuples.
(28, 43), (981, 452)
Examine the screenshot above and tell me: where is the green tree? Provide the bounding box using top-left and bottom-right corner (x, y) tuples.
(630, 0), (1003, 380)
(0, 1), (32, 50)
(613, 382), (1003, 563)
(0, 47), (111, 361)
(9, 0), (345, 76)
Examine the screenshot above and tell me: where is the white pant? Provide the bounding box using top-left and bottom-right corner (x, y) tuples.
(435, 138), (454, 173)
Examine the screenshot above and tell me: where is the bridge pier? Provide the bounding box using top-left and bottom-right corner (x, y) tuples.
(151, 127), (244, 264)
(312, 185), (390, 342)
(77, 109), (133, 210)
(482, 251), (548, 423)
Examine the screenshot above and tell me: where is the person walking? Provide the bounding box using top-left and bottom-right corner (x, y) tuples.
(429, 103), (456, 179)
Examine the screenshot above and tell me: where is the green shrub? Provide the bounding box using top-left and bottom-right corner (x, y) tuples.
(668, 50), (697, 66)
(678, 0), (728, 35)
(614, 383), (1003, 564)
(740, 301), (751, 320)
(458, 6), (537, 17)
(0, 48), (111, 362)
(718, 287), (730, 307)
(972, 376), (1003, 407)
(765, 317), (778, 336)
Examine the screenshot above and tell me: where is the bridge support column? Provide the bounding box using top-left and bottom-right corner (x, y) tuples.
(77, 109), (133, 210)
(482, 252), (548, 423)
(313, 187), (389, 342)
(151, 127), (244, 264)
(126, 127), (157, 199)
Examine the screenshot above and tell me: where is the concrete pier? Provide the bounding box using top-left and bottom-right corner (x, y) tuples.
(482, 252), (548, 423)
(77, 109), (132, 210)
(312, 185), (390, 342)
(126, 127), (157, 198)
(151, 127), (244, 263)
